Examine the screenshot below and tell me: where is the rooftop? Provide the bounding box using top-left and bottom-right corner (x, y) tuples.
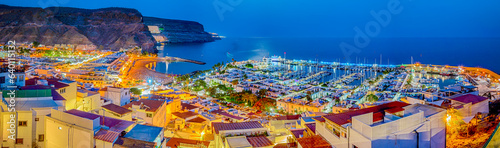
(290, 129), (307, 138)
(323, 101), (409, 126)
(296, 135), (331, 148)
(65, 109), (134, 132)
(246, 136), (273, 147)
(273, 115), (301, 120)
(165, 137), (210, 148)
(172, 111), (198, 119)
(102, 103), (132, 115)
(186, 117), (207, 123)
(212, 121), (264, 134)
(451, 94), (488, 105)
(122, 99), (165, 112)
(123, 124), (163, 143)
(181, 102), (199, 110)
(94, 129), (120, 143)
(25, 78), (70, 89)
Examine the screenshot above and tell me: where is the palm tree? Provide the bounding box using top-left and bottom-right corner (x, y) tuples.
(242, 92), (257, 106)
(365, 94), (379, 103)
(306, 91), (313, 102)
(257, 89), (268, 98)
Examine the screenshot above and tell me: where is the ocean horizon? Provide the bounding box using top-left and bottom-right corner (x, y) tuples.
(157, 37), (500, 74)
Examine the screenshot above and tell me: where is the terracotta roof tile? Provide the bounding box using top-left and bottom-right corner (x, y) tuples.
(246, 136), (273, 147)
(165, 137), (210, 148)
(102, 104), (132, 115)
(212, 121), (263, 134)
(273, 115), (301, 120)
(296, 135), (331, 148)
(187, 117), (207, 123)
(172, 111), (198, 119)
(181, 103), (199, 110)
(323, 101), (409, 126)
(94, 129), (120, 143)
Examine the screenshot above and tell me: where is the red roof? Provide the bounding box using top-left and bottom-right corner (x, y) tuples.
(246, 136), (273, 147)
(373, 112), (384, 122)
(187, 117), (207, 123)
(65, 109), (134, 132)
(165, 137), (210, 148)
(323, 101), (409, 126)
(385, 107), (404, 113)
(290, 129), (306, 138)
(273, 143), (297, 148)
(172, 111), (198, 119)
(94, 129), (120, 143)
(296, 135), (331, 148)
(273, 115), (301, 120)
(181, 103), (199, 110)
(102, 104), (132, 115)
(305, 123), (316, 133)
(211, 109), (244, 120)
(451, 94), (488, 104)
(25, 78), (70, 89)
(212, 121), (263, 134)
(122, 99), (165, 112)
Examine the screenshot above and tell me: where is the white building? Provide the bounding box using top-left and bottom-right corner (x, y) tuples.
(449, 94), (489, 119)
(99, 87), (131, 106)
(315, 101), (446, 148)
(0, 66), (26, 89)
(45, 109), (165, 148)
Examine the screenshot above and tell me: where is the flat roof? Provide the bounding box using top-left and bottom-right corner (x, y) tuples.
(124, 124), (163, 143)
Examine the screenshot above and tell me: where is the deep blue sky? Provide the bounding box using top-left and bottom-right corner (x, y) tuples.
(3, 0), (500, 38)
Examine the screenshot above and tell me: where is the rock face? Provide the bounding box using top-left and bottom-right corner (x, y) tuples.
(0, 5), (217, 52)
(143, 17), (216, 43)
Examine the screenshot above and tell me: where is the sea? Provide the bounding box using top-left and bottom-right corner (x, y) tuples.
(155, 37), (500, 75)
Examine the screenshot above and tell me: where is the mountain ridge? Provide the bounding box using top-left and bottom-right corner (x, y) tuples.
(0, 4), (217, 53)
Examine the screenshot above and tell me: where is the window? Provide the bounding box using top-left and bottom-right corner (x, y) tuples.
(18, 121), (27, 126)
(38, 134), (44, 142)
(35, 118), (39, 121)
(0, 76), (5, 84)
(146, 113), (153, 118)
(60, 88), (66, 94)
(19, 75), (24, 81)
(15, 138), (23, 144)
(353, 145), (358, 148)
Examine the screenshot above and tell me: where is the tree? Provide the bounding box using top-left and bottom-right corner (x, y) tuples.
(243, 74), (248, 80)
(257, 89), (268, 98)
(365, 94), (379, 103)
(206, 86), (217, 96)
(241, 92), (257, 106)
(306, 91), (313, 102)
(32, 41), (40, 48)
(194, 79), (207, 89)
(244, 63), (253, 69)
(130, 88), (142, 95)
(231, 79), (239, 86)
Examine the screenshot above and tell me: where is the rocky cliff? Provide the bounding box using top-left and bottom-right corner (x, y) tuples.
(0, 5), (217, 52)
(143, 17), (216, 43)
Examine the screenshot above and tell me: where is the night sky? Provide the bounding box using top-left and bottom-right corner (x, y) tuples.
(2, 0), (500, 38)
